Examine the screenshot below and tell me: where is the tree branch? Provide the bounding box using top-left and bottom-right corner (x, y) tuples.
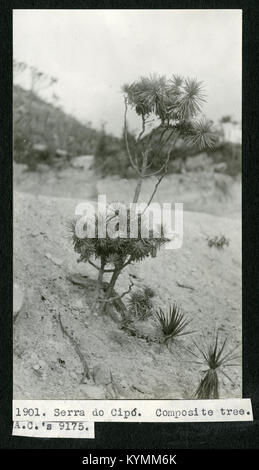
(99, 279), (134, 303)
(124, 97), (141, 174)
(137, 114), (146, 143)
(142, 149), (171, 214)
(58, 312), (90, 382)
(88, 260), (100, 270)
(145, 162), (167, 177)
(122, 255), (134, 269)
(132, 151), (148, 203)
(88, 259), (114, 273)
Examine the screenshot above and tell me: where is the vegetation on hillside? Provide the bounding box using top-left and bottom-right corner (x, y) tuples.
(13, 84), (101, 167)
(13, 61), (241, 176)
(94, 119), (241, 179)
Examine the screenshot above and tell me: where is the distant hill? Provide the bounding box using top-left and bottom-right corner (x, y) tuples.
(13, 84), (101, 165)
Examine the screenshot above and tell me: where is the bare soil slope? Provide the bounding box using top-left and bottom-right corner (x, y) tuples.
(14, 190), (241, 400)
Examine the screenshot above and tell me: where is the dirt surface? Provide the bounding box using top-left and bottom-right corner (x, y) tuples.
(97, 172), (241, 217)
(13, 170), (242, 399)
(14, 163), (241, 217)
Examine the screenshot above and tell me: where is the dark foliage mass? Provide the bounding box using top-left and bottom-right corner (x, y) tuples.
(94, 129), (241, 178)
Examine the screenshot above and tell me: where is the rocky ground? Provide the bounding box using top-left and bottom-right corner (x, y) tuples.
(13, 165), (242, 400)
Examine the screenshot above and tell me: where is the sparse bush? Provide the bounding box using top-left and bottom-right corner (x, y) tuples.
(207, 235), (229, 249)
(156, 303), (191, 344)
(127, 287), (155, 320)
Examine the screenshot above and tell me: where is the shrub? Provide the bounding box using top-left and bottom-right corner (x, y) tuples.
(207, 235), (230, 249)
(127, 286), (155, 320)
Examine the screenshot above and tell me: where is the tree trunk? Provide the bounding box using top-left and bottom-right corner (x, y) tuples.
(133, 177), (143, 203)
(101, 268), (121, 315)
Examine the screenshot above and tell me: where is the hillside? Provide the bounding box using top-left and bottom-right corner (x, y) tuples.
(13, 84), (101, 163)
(13, 190), (241, 400)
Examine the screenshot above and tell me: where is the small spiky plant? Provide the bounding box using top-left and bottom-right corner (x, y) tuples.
(127, 286), (155, 320)
(195, 368), (220, 399)
(189, 331), (240, 399)
(207, 235), (230, 249)
(156, 303), (191, 345)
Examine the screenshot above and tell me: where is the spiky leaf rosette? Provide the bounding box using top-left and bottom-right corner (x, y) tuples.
(123, 74), (205, 122)
(123, 74), (216, 153)
(123, 74), (168, 118)
(156, 303), (192, 343)
(184, 118), (218, 150)
(67, 218), (96, 262)
(184, 330), (241, 399)
(67, 203), (170, 266)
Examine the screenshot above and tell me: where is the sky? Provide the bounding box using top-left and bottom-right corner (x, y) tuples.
(13, 9), (242, 136)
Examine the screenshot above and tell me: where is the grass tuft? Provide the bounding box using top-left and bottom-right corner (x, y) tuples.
(155, 303), (192, 344)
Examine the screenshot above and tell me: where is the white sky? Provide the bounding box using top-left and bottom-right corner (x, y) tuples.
(13, 9), (242, 136)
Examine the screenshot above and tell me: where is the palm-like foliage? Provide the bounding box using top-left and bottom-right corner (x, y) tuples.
(185, 119), (218, 150)
(175, 78), (205, 120)
(123, 74), (168, 117)
(123, 74), (216, 152)
(68, 208), (169, 267)
(123, 74), (205, 121)
(156, 303), (192, 343)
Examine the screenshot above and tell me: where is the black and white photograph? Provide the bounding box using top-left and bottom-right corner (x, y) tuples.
(13, 9), (242, 402)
